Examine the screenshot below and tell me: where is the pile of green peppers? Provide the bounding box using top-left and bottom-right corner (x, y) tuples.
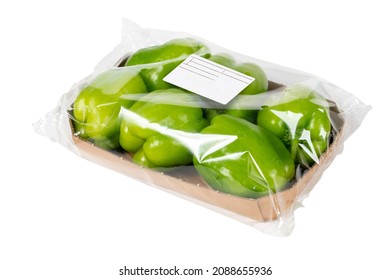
(72, 38), (332, 199)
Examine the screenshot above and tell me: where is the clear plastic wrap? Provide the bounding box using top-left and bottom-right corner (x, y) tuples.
(35, 19), (370, 236)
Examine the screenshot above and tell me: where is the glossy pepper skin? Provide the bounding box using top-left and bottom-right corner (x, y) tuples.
(125, 38), (210, 91)
(193, 114), (295, 198)
(257, 85), (331, 168)
(205, 54), (268, 123)
(72, 68), (147, 150)
(120, 88), (209, 167)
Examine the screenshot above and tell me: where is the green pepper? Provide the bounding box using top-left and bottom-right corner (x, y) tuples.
(72, 68), (147, 149)
(257, 85), (331, 168)
(132, 149), (156, 169)
(125, 38), (210, 91)
(120, 88), (209, 167)
(193, 114), (295, 198)
(205, 54), (268, 123)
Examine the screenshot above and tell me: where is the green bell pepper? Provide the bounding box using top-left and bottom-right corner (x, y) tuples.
(120, 88), (209, 167)
(205, 54), (268, 123)
(125, 38), (210, 91)
(257, 85), (331, 167)
(72, 68), (147, 150)
(194, 114), (295, 198)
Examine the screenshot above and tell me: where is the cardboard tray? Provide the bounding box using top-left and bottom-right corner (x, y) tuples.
(69, 87), (344, 222)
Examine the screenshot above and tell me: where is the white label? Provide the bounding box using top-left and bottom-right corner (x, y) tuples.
(163, 55), (255, 105)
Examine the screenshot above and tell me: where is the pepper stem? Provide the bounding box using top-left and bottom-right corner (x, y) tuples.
(290, 138), (299, 162)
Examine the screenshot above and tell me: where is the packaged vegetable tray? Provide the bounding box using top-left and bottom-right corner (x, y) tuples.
(35, 19), (370, 235)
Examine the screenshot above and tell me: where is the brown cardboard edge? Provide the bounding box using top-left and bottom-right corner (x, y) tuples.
(72, 137), (266, 220)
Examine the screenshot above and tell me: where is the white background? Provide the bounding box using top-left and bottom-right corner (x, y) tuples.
(1, 0), (389, 279)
